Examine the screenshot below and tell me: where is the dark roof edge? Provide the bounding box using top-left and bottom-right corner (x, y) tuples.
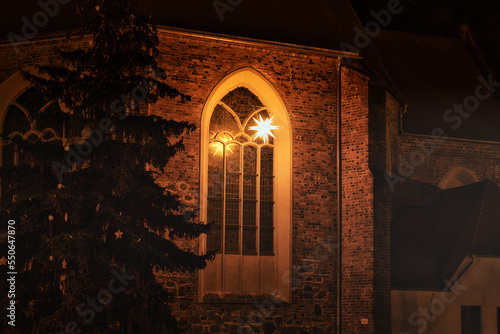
(474, 254), (500, 259)
(157, 25), (361, 60)
(461, 25), (493, 78)
(461, 26), (500, 106)
(0, 25), (361, 61)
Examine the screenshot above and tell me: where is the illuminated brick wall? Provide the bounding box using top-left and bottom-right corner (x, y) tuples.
(0, 31), (395, 333)
(153, 31), (342, 333)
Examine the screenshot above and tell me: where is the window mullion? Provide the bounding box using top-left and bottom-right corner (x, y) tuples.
(256, 145), (261, 292)
(221, 144), (227, 291)
(238, 144), (244, 293)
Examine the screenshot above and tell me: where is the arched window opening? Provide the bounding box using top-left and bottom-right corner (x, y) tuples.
(200, 69), (292, 301)
(438, 167), (478, 190)
(1, 87), (64, 204)
(206, 87), (276, 258)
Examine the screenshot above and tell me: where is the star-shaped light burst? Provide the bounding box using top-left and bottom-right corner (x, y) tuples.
(210, 133), (234, 156)
(61, 260), (67, 269)
(249, 115), (279, 144)
(115, 230), (123, 239)
(0, 256), (7, 266)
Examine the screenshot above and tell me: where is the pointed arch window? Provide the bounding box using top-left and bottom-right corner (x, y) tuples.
(1, 87), (64, 204)
(200, 69), (292, 302)
(206, 87), (276, 258)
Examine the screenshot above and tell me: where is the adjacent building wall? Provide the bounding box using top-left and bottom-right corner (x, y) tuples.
(392, 257), (500, 334)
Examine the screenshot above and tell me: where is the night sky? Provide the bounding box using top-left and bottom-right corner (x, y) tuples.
(351, 0), (500, 72)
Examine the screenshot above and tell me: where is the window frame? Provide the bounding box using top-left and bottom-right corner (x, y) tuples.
(461, 305), (482, 334)
(199, 68), (292, 302)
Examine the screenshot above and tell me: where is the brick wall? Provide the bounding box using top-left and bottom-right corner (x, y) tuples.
(0, 36), (87, 83)
(398, 134), (500, 186)
(153, 31), (341, 334)
(0, 30), (395, 333)
(390, 132), (500, 214)
(340, 66), (374, 333)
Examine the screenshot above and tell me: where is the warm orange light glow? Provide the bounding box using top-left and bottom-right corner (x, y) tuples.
(249, 115), (279, 143)
(210, 133), (234, 156)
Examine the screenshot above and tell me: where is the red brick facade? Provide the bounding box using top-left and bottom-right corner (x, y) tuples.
(5, 27), (498, 334)
(0, 29), (391, 334)
(153, 30), (343, 334)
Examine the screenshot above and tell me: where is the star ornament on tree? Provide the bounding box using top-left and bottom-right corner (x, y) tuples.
(249, 115), (279, 144)
(115, 230), (123, 239)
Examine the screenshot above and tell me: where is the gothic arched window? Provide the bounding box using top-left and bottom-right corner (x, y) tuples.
(206, 87), (276, 257)
(1, 86), (64, 204)
(200, 69), (292, 301)
(438, 167), (478, 190)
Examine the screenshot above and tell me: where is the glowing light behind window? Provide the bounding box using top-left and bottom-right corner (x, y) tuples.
(210, 133), (234, 156)
(249, 115), (279, 144)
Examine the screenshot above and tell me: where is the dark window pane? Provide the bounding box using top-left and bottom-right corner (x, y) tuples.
(35, 102), (64, 137)
(226, 173), (240, 200)
(226, 144), (240, 174)
(243, 145), (257, 255)
(259, 146), (274, 255)
(261, 147), (274, 176)
(208, 171), (223, 198)
(497, 307), (500, 334)
(224, 221), (240, 254)
(243, 174), (257, 233)
(16, 86), (49, 117)
(260, 176), (274, 202)
(3, 105), (30, 136)
(206, 198), (223, 253)
(461, 305), (482, 334)
(243, 175), (257, 201)
(260, 226), (274, 256)
(242, 225), (257, 255)
(1, 143), (16, 206)
(225, 183), (240, 254)
(221, 87), (264, 123)
(207, 142), (224, 253)
(2, 143), (16, 168)
(244, 145), (257, 174)
(243, 199), (257, 255)
(260, 201), (274, 228)
(209, 104), (240, 137)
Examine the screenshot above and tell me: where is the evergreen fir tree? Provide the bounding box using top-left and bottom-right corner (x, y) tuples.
(0, 0), (214, 332)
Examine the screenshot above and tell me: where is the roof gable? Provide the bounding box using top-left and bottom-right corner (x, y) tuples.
(392, 180), (500, 290)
